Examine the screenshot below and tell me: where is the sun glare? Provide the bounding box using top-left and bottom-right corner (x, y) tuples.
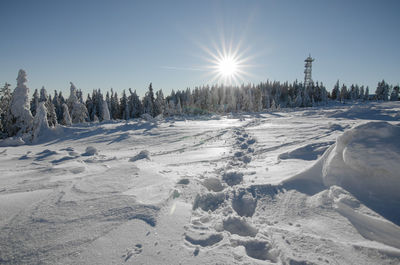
(198, 38), (253, 85)
(218, 56), (238, 77)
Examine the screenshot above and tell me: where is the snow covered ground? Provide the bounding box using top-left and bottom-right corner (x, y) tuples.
(0, 101), (400, 265)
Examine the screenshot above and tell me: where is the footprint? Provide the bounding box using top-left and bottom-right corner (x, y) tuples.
(122, 244), (142, 262)
(223, 172), (243, 186)
(232, 190), (257, 217)
(223, 216), (258, 237)
(185, 232), (223, 247)
(231, 239), (277, 262)
(202, 177), (224, 192)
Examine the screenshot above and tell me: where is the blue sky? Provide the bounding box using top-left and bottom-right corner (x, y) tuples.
(0, 0), (399, 96)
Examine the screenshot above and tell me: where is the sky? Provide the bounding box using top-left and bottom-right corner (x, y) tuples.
(0, 0), (399, 97)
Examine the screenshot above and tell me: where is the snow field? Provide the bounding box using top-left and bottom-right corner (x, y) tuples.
(0, 101), (399, 264)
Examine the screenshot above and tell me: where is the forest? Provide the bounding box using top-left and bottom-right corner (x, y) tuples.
(0, 69), (399, 140)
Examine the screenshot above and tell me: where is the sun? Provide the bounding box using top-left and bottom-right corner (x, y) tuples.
(218, 56), (238, 78)
(197, 39), (253, 85)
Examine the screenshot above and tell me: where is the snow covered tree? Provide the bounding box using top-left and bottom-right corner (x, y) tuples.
(0, 82), (12, 136)
(176, 97), (182, 114)
(71, 101), (88, 124)
(30, 89), (39, 116)
(120, 90), (130, 120)
(294, 91), (302, 107)
(45, 95), (58, 127)
(331, 81), (339, 100)
(364, 87), (369, 101)
(154, 89), (165, 116)
(86, 94), (94, 121)
(340, 84), (348, 103)
(142, 83), (155, 117)
(375, 80), (389, 101)
(8, 70), (34, 136)
(359, 86), (365, 101)
(52, 90), (63, 123)
(110, 89), (120, 119)
(128, 88), (142, 118)
(302, 87), (312, 107)
(101, 97), (110, 121)
(390, 86), (399, 101)
(68, 82), (88, 123)
(39, 86), (48, 102)
(61, 103), (72, 126)
(32, 102), (49, 142)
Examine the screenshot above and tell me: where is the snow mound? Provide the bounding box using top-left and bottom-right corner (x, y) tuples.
(284, 121), (400, 225)
(141, 113), (154, 121)
(328, 105), (399, 121)
(278, 142), (333, 161)
(0, 137), (25, 147)
(129, 150), (150, 162)
(82, 146), (98, 156)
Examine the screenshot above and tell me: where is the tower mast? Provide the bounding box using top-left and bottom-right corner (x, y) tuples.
(304, 54), (314, 88)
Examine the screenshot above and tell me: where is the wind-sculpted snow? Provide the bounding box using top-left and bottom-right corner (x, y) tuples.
(1, 102), (400, 264)
(285, 121), (400, 225)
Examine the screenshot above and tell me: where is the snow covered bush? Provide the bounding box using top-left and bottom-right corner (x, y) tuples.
(101, 98), (110, 121)
(32, 102), (49, 142)
(61, 103), (72, 125)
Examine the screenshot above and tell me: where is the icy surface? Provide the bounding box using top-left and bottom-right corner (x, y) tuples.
(0, 101), (400, 264)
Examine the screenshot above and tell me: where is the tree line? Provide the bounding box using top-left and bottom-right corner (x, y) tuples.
(0, 69), (399, 139)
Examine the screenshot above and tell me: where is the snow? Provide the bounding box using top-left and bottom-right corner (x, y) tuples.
(82, 146), (98, 156)
(0, 101), (400, 264)
(284, 120), (400, 226)
(0, 136), (25, 147)
(32, 102), (49, 142)
(129, 150), (150, 162)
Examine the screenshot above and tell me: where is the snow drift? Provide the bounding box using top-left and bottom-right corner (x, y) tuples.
(283, 121), (400, 225)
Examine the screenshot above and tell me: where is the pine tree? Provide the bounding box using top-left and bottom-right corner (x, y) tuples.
(359, 86), (365, 101)
(154, 89), (165, 116)
(68, 82), (88, 123)
(364, 87), (369, 101)
(340, 84), (348, 103)
(143, 83), (155, 117)
(0, 83), (12, 136)
(110, 89), (120, 119)
(52, 90), (63, 123)
(390, 86), (399, 101)
(30, 89), (39, 116)
(331, 80), (340, 101)
(375, 80), (389, 101)
(39, 86), (48, 102)
(120, 90), (129, 120)
(128, 88), (142, 118)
